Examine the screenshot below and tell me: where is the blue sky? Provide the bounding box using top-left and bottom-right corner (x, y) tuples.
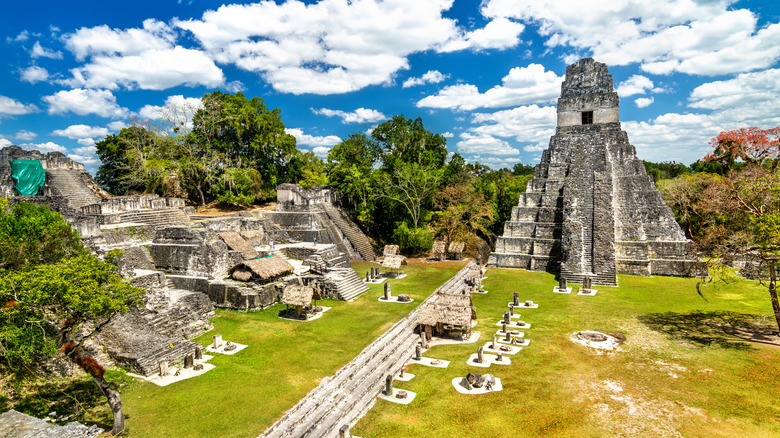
(1, 0), (779, 175)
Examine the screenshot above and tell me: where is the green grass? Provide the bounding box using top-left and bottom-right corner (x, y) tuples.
(351, 269), (780, 437)
(118, 259), (468, 437)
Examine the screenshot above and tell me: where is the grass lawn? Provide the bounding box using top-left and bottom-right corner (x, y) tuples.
(118, 259), (468, 438)
(351, 268), (780, 437)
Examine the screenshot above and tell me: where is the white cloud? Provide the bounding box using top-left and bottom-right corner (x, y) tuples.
(107, 121), (127, 131)
(689, 68), (780, 112)
(286, 128), (341, 147)
(312, 107), (387, 124)
(64, 19), (176, 60)
(0, 96), (39, 116)
(77, 138), (97, 147)
(456, 132), (520, 156)
(74, 145), (96, 155)
(52, 124), (109, 139)
(616, 75), (653, 97)
(523, 142), (546, 152)
(14, 130), (37, 141)
(20, 141), (66, 152)
(442, 132), (454, 138)
(403, 70), (448, 88)
(0, 138), (12, 147)
(635, 97), (654, 108)
(439, 18), (524, 52)
(20, 66), (49, 84)
(225, 80), (246, 93)
(312, 146), (331, 159)
(417, 64), (563, 110)
(31, 41), (63, 59)
(138, 95), (203, 122)
(43, 89), (127, 118)
(175, 0), (462, 94)
(67, 154), (100, 166)
(470, 105), (556, 143)
(70, 47), (224, 90)
(481, 0), (780, 76)
(8, 31), (29, 43)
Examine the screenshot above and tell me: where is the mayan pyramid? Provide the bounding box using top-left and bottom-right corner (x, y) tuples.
(488, 58), (696, 286)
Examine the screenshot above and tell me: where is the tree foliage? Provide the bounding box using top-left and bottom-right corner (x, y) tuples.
(706, 127), (780, 171)
(0, 200), (86, 270)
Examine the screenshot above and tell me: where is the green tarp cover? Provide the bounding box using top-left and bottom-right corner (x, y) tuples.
(10, 160), (46, 195)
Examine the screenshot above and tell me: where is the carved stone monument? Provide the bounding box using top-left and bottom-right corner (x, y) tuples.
(488, 58), (697, 285)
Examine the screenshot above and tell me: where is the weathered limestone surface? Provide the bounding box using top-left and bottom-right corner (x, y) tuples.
(0, 410), (103, 438)
(489, 58), (696, 285)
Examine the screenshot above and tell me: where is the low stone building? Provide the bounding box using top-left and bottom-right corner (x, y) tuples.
(488, 58), (698, 285)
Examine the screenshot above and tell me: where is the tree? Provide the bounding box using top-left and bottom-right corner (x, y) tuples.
(432, 181), (495, 244)
(0, 254), (144, 435)
(295, 152), (328, 189)
(327, 133), (381, 224)
(0, 202), (144, 435)
(706, 127), (780, 171)
(0, 200), (86, 270)
(643, 160), (692, 182)
(698, 166), (780, 333)
(378, 161), (444, 228)
(657, 173), (721, 240)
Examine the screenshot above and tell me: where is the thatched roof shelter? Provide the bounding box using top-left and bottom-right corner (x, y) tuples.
(437, 293), (477, 319)
(466, 263), (482, 282)
(432, 241), (446, 255)
(448, 241), (466, 253)
(228, 256), (294, 282)
(383, 245), (399, 256)
(281, 285), (315, 307)
(416, 304), (474, 329)
(382, 255), (407, 269)
(219, 231), (259, 259)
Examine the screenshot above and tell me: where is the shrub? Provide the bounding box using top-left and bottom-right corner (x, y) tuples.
(392, 222), (433, 256)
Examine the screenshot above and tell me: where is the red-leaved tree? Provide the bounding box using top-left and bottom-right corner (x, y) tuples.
(706, 127), (780, 171)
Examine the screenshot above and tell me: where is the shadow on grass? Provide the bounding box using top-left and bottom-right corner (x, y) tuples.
(638, 310), (779, 350)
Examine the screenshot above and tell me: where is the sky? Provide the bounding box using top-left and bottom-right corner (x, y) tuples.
(1, 0), (779, 175)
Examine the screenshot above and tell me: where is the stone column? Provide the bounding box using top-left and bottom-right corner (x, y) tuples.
(513, 291), (519, 306)
(559, 277), (567, 289)
(497, 352), (503, 362)
(584, 276), (592, 290)
(194, 345), (202, 360)
(502, 323), (507, 334)
(159, 360), (168, 376)
(509, 303), (514, 316)
(385, 374), (393, 395)
(505, 329), (511, 342)
(366, 271), (371, 282)
(477, 346), (484, 363)
(415, 345), (422, 360)
(384, 281), (391, 298)
(503, 311), (510, 325)
(184, 354), (194, 369)
(420, 331), (426, 348)
(492, 334), (497, 349)
(213, 334), (222, 349)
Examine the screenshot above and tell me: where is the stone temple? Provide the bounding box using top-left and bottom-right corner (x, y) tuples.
(488, 58), (697, 286)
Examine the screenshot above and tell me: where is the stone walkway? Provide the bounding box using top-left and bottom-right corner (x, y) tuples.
(261, 263), (474, 438)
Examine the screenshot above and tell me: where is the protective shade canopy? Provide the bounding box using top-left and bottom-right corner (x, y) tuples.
(10, 160), (46, 195)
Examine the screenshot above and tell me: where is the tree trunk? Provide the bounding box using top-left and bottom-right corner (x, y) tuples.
(94, 375), (125, 436)
(769, 261), (780, 335)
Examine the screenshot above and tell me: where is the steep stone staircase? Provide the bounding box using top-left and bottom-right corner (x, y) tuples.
(323, 206), (378, 261)
(325, 268), (368, 301)
(46, 169), (100, 209)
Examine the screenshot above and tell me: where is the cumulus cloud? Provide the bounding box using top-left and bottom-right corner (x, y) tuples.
(616, 75), (654, 97)
(403, 70), (448, 88)
(63, 19), (223, 91)
(0, 138), (12, 148)
(456, 132), (520, 156)
(635, 97), (654, 108)
(438, 18), (525, 52)
(31, 41), (63, 59)
(312, 146), (331, 159)
(20, 141), (66, 152)
(441, 132), (454, 138)
(689, 68), (780, 111)
(470, 105), (556, 143)
(107, 121), (127, 131)
(14, 130), (37, 141)
(481, 0), (780, 76)
(44, 89), (128, 118)
(20, 66), (49, 84)
(138, 95), (203, 122)
(417, 64), (563, 110)
(312, 107), (387, 124)
(52, 124), (109, 139)
(0, 96), (39, 116)
(174, 0), (465, 94)
(286, 128), (341, 147)
(8, 31), (30, 43)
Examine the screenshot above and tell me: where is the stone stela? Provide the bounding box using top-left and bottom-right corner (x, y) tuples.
(488, 57), (698, 286)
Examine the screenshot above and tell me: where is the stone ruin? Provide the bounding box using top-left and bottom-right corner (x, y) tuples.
(488, 58), (699, 285)
(2, 148), (376, 378)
